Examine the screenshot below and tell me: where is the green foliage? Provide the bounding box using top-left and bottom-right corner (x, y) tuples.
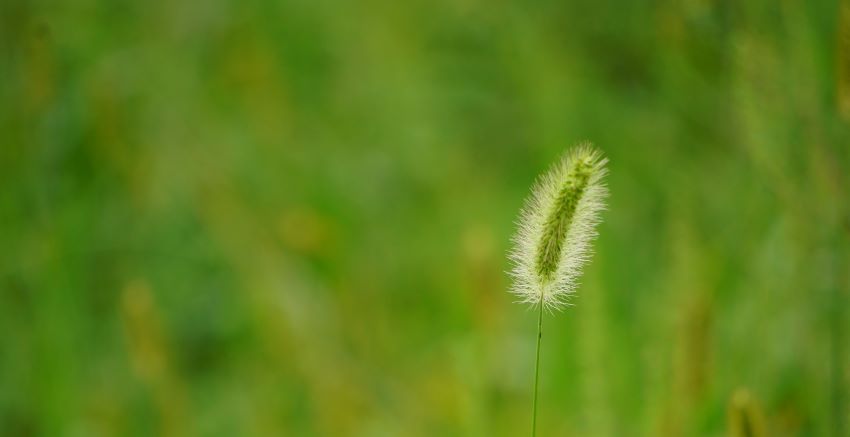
(1, 0), (849, 436)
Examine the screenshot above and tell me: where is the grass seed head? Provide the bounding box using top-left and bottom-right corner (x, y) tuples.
(728, 389), (766, 437)
(509, 143), (608, 311)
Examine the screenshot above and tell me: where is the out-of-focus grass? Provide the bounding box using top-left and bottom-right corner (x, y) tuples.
(1, 0), (848, 436)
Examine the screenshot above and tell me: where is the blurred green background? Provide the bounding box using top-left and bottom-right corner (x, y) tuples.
(2, 0), (849, 435)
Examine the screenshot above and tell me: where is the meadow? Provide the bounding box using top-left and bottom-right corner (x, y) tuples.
(1, 0), (849, 435)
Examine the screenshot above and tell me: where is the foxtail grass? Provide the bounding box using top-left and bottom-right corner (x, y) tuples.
(728, 389), (766, 437)
(509, 143), (608, 436)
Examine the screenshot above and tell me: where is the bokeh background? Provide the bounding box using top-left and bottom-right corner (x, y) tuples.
(2, 0), (849, 435)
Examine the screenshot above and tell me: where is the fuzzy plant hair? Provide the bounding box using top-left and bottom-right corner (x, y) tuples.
(509, 143), (608, 311)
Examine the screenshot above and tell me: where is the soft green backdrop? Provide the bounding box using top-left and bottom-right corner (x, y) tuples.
(1, 0), (849, 435)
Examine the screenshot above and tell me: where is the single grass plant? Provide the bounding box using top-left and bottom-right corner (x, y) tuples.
(509, 143), (608, 436)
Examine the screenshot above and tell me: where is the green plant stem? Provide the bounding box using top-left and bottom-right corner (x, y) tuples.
(531, 302), (543, 437)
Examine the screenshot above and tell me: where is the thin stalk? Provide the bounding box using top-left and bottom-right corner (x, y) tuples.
(531, 301), (543, 437)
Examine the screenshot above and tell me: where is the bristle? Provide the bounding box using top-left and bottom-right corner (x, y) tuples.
(509, 143), (608, 310)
